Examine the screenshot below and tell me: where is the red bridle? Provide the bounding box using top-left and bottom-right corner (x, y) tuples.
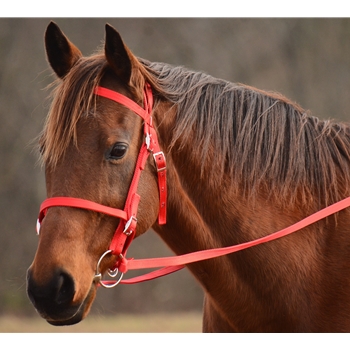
(36, 83), (350, 288)
(36, 83), (167, 286)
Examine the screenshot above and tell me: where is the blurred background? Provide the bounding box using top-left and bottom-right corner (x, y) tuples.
(1, 18), (350, 329)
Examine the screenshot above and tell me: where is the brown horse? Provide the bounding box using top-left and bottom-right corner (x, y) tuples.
(27, 21), (350, 332)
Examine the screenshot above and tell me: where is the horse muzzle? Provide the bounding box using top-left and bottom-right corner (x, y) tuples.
(26, 267), (96, 325)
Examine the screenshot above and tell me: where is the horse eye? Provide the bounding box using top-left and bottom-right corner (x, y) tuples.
(109, 143), (128, 160)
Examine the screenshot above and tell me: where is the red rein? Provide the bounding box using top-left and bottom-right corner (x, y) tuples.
(36, 85), (350, 286)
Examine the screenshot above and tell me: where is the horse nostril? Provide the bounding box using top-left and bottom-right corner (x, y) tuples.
(26, 268), (84, 323)
(55, 271), (75, 305)
(27, 268), (76, 309)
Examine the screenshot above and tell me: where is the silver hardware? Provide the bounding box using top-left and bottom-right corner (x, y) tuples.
(123, 216), (137, 236)
(107, 267), (119, 278)
(94, 249), (124, 288)
(36, 219), (41, 235)
(145, 133), (151, 150)
(153, 152), (166, 172)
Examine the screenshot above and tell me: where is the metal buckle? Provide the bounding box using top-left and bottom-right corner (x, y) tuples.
(153, 151), (166, 172)
(123, 216), (137, 236)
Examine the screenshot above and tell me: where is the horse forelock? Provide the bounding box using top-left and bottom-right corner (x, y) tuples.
(40, 52), (147, 168)
(40, 54), (103, 167)
(143, 61), (350, 209)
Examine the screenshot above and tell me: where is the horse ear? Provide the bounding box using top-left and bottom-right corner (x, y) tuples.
(104, 24), (132, 84)
(44, 21), (82, 78)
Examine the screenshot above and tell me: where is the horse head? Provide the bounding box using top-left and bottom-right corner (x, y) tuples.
(26, 22), (161, 325)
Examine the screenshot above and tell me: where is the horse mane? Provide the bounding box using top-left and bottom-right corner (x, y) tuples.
(142, 60), (350, 209)
(40, 50), (350, 210)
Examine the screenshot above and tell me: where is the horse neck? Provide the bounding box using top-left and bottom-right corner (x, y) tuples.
(152, 104), (253, 326)
(151, 148), (325, 331)
(151, 102), (331, 331)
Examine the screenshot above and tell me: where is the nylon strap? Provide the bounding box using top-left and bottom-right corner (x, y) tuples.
(94, 87), (149, 121)
(115, 195), (350, 283)
(38, 197), (128, 223)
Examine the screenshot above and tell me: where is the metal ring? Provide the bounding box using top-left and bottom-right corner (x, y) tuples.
(99, 273), (124, 288)
(94, 250), (124, 288)
(107, 267), (119, 278)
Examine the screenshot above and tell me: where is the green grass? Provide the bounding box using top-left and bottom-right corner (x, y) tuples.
(0, 312), (202, 333)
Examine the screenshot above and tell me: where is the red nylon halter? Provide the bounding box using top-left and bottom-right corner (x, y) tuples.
(36, 83), (350, 287)
(37, 83), (167, 276)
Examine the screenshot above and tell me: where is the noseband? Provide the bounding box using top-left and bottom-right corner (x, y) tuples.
(36, 83), (167, 287)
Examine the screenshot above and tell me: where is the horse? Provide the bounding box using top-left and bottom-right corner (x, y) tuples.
(26, 21), (350, 332)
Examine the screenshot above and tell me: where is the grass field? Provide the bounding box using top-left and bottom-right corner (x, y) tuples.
(0, 312), (202, 333)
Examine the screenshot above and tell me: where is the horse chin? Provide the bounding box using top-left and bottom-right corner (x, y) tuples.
(47, 312), (84, 326)
(43, 283), (97, 327)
